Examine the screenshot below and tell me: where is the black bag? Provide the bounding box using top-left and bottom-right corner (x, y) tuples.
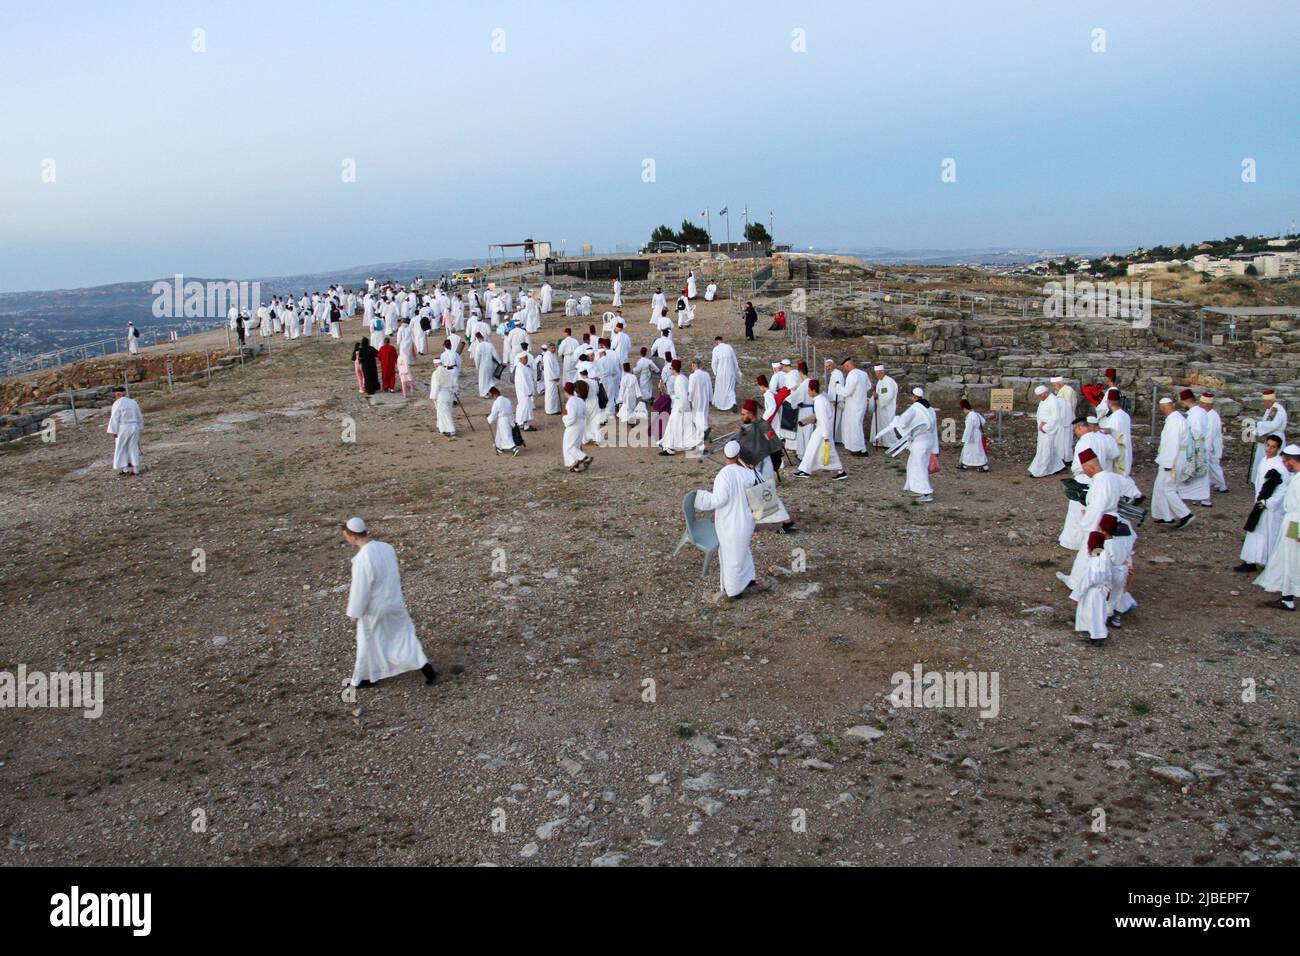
(1117, 497), (1147, 528)
(511, 424), (525, 448)
(132, 328), (140, 339)
(492, 357), (507, 380)
(1061, 477), (1089, 504)
(597, 383), (608, 409)
(420, 316), (431, 332)
(779, 403), (798, 433)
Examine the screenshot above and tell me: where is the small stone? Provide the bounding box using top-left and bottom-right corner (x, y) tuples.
(520, 842), (539, 858)
(845, 725), (885, 741)
(1149, 765), (1196, 786)
(591, 852), (627, 867)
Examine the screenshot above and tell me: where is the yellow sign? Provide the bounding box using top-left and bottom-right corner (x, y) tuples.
(990, 388), (1015, 411)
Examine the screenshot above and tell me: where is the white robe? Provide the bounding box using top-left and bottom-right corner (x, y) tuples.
(871, 375), (896, 446)
(841, 368), (870, 453)
(514, 362), (536, 424)
(471, 340), (499, 397)
(1241, 457), (1288, 566)
(1251, 403), (1288, 484)
(612, 280), (623, 307)
(1151, 411), (1192, 522)
(347, 541), (428, 686)
(688, 369), (712, 436)
(1029, 396), (1066, 477)
(694, 463), (756, 597)
(557, 395), (585, 466)
(686, 273), (697, 299)
(107, 396), (143, 471)
(617, 371), (644, 423)
(487, 394), (516, 451)
(540, 283), (553, 313)
(887, 402), (935, 495)
(430, 366), (457, 435)
(960, 411), (987, 467)
(1178, 403), (1211, 502)
(704, 283), (717, 302)
(542, 351), (562, 414)
(1254, 468), (1300, 597)
(825, 368), (846, 444)
(710, 343), (739, 411)
(1098, 407), (1137, 488)
(799, 393), (843, 474)
(1205, 408), (1226, 492)
(659, 373), (704, 452)
(1071, 552), (1111, 642)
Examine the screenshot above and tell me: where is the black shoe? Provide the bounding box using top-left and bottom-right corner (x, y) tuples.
(1267, 598), (1296, 612)
(659, 450), (674, 457)
(831, 471), (848, 481)
(422, 663), (439, 685)
(792, 470), (811, 478)
(356, 679), (378, 689)
(777, 523), (796, 535)
(979, 466), (990, 473)
(958, 464), (967, 470)
(1233, 562), (1257, 574)
(1175, 514), (1194, 529)
(1106, 614), (1123, 629)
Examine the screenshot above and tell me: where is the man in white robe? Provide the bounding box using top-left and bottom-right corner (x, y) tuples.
(106, 386), (143, 475)
(486, 386), (519, 455)
(1029, 385), (1067, 477)
(557, 328), (581, 383)
(1201, 392), (1227, 494)
(823, 358), (846, 444)
(1250, 390), (1288, 484)
(649, 288), (667, 324)
(1051, 376), (1076, 421)
(634, 348), (658, 401)
(127, 322), (140, 355)
(1253, 443), (1300, 612)
(1237, 435), (1287, 572)
(611, 278), (623, 307)
(704, 281), (717, 302)
(343, 517), (437, 688)
(469, 333), (500, 398)
(651, 329), (675, 362)
(610, 322), (632, 369)
(578, 294), (592, 316)
(430, 361), (457, 437)
(711, 336), (739, 411)
(542, 344), (562, 414)
(1177, 388), (1212, 506)
(505, 324), (530, 366)
(877, 388), (937, 500)
(688, 360), (713, 439)
(792, 380), (847, 481)
(514, 353), (537, 430)
(1151, 397), (1193, 527)
(841, 360), (871, 456)
(563, 384), (591, 470)
(959, 400), (988, 471)
(540, 281), (553, 313)
(686, 270), (697, 299)
(871, 366), (896, 447)
(1098, 388), (1141, 496)
(1050, 382), (1073, 466)
(692, 441), (757, 598)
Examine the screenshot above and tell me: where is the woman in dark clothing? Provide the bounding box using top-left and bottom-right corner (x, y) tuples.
(357, 339), (381, 395)
(743, 302), (758, 339)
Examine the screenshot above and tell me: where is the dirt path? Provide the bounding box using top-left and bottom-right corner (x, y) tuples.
(0, 299), (1295, 867)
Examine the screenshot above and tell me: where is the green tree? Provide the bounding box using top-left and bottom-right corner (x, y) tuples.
(744, 222), (773, 244)
(650, 224), (677, 244)
(677, 220), (710, 247)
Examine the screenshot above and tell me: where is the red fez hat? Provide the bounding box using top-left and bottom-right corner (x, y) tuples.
(1179, 388), (1194, 401)
(797, 362), (808, 373)
(1087, 531), (1106, 552)
(756, 374), (768, 386)
(671, 359), (682, 370)
(959, 398), (971, 410)
(1078, 448), (1098, 464)
(742, 398), (759, 414)
(1106, 388), (1120, 401)
(1105, 368), (1116, 380)
(1098, 514), (1118, 532)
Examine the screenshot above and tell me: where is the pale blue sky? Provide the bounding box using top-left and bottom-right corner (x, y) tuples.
(2, 0), (1297, 291)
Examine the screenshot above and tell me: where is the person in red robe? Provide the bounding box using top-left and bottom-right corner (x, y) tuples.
(378, 337), (398, 392)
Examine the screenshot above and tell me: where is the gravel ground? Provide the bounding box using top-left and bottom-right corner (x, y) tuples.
(0, 300), (1296, 867)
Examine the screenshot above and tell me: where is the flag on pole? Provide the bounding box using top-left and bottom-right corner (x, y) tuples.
(719, 206), (728, 216)
(701, 208), (708, 217)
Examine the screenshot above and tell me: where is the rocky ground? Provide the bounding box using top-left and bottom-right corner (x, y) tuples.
(0, 299), (1295, 867)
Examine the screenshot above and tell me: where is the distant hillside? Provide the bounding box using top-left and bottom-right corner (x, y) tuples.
(843, 246), (1119, 266)
(0, 258), (476, 365)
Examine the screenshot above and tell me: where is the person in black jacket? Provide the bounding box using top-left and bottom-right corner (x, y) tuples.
(743, 301), (758, 340)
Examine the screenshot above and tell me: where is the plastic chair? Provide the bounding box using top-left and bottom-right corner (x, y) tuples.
(672, 490), (719, 577)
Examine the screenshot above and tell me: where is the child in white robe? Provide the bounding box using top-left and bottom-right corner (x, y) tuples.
(1071, 530), (1111, 645)
(486, 386), (519, 456)
(958, 399), (989, 470)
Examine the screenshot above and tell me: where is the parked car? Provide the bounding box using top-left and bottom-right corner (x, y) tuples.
(643, 241), (683, 254)
(453, 265), (486, 283)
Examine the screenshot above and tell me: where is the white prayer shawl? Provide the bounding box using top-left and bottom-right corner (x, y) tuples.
(1098, 407), (1135, 480)
(543, 351), (562, 414)
(1029, 396), (1066, 477)
(960, 411), (987, 467)
(1241, 456), (1288, 566)
(487, 394), (516, 450)
(562, 395), (587, 466)
(871, 375), (897, 446)
(659, 372), (704, 452)
(841, 368), (870, 452)
(711, 343), (739, 411)
(1178, 403), (1211, 501)
(1151, 411), (1192, 522)
(347, 541), (428, 686)
(688, 369), (713, 435)
(1254, 467), (1300, 597)
(107, 396), (143, 471)
(430, 366), (457, 434)
(889, 402), (935, 495)
(1056, 384), (1077, 420)
(514, 362), (536, 424)
(694, 463), (756, 597)
(1248, 400), (1289, 481)
(1070, 552), (1110, 642)
(799, 393), (843, 473)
